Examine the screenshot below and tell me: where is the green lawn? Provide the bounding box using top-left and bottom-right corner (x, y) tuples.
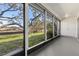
(0, 33), (23, 56)
(29, 32), (45, 47)
(0, 32), (44, 55)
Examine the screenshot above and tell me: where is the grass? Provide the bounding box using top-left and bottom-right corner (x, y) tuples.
(0, 33), (23, 56)
(0, 34), (23, 43)
(0, 32), (44, 55)
(29, 31), (54, 47)
(29, 32), (45, 47)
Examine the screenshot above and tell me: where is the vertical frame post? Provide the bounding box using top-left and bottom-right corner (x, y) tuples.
(44, 10), (47, 41)
(25, 3), (29, 56)
(52, 16), (54, 38)
(59, 20), (61, 36)
(53, 16), (55, 37)
(23, 3), (25, 56)
(57, 20), (59, 36)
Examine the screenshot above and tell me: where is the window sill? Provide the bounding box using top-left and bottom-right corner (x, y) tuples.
(4, 48), (24, 56)
(27, 35), (60, 55)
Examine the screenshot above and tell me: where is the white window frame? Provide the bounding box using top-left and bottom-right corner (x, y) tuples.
(25, 3), (29, 56)
(26, 3), (61, 51)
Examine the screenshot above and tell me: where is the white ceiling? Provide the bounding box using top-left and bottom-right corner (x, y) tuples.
(42, 3), (79, 20)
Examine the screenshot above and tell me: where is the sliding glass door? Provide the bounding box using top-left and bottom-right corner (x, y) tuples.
(54, 18), (58, 36)
(46, 13), (53, 39)
(54, 17), (60, 36)
(27, 3), (61, 49)
(57, 20), (60, 35)
(28, 4), (45, 47)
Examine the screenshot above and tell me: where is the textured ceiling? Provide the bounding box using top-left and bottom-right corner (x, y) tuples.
(42, 3), (79, 20)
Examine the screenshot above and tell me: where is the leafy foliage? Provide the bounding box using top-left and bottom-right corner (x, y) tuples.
(0, 4), (23, 28)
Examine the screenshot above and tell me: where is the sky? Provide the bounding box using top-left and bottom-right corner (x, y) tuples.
(0, 4), (44, 27)
(28, 6), (34, 21)
(0, 4), (23, 27)
(0, 4), (39, 27)
(28, 6), (44, 23)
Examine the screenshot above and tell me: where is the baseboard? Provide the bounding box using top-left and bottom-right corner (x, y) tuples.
(61, 35), (78, 39)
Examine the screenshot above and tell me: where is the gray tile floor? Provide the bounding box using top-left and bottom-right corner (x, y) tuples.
(29, 36), (79, 56)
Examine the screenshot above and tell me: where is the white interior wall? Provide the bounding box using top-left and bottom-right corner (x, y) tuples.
(61, 17), (77, 38)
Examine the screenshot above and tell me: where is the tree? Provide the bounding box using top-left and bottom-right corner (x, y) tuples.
(0, 4), (23, 29)
(29, 5), (44, 33)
